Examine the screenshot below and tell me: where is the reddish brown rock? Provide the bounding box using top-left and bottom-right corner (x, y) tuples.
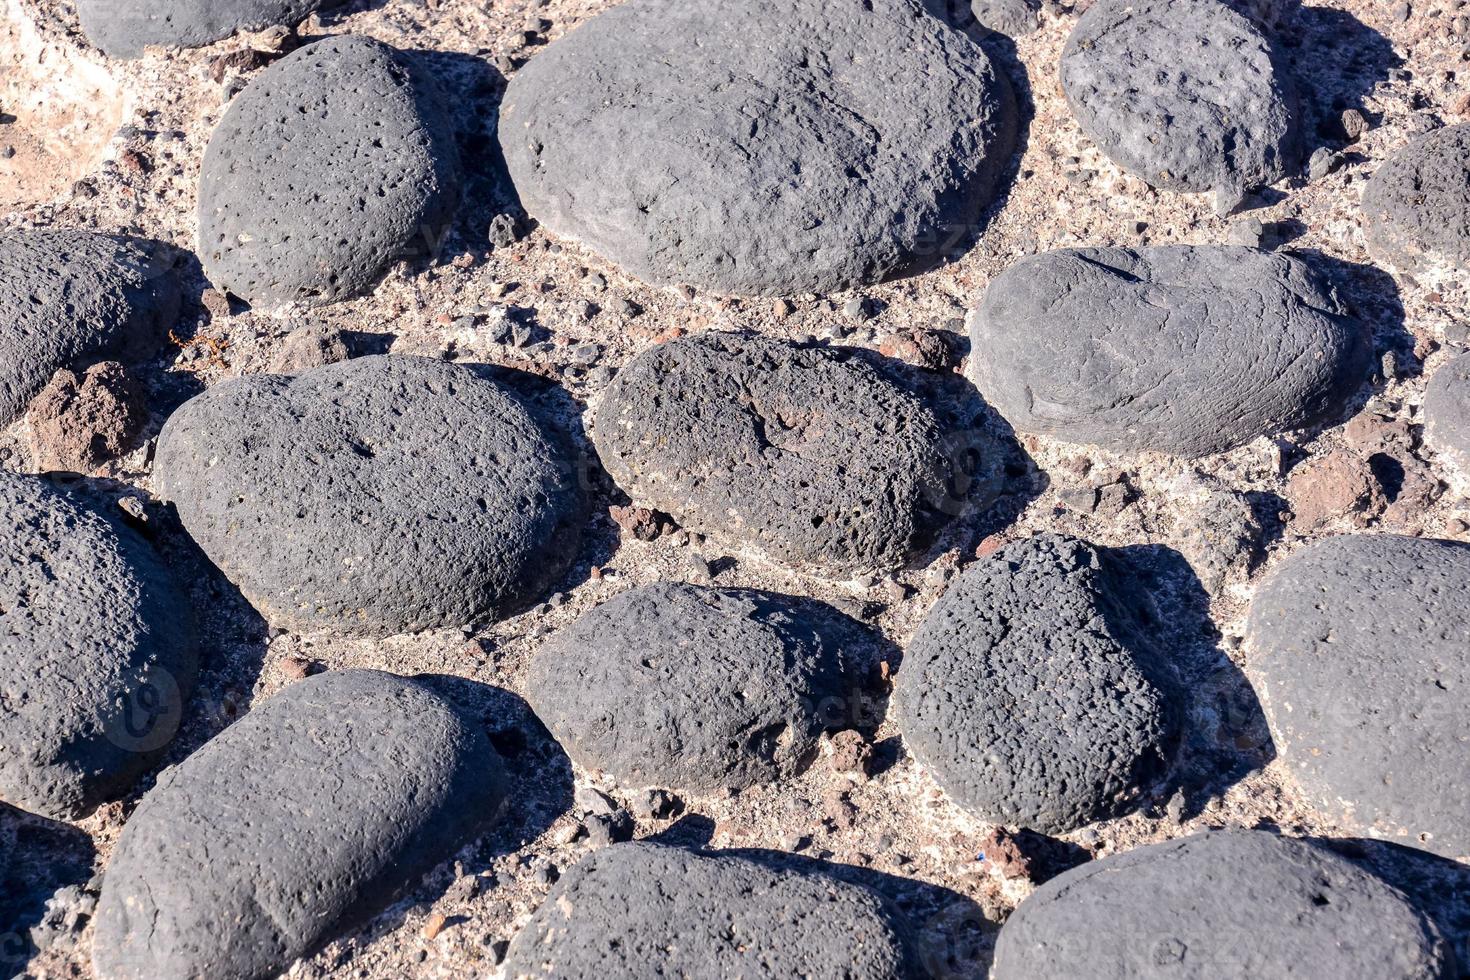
(27, 361), (147, 472)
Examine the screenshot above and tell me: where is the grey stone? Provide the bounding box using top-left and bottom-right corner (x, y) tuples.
(0, 473), (197, 820)
(1224, 0), (1299, 30)
(0, 230), (181, 427)
(1362, 123), (1470, 278)
(894, 534), (1178, 833)
(971, 0), (1039, 36)
(590, 332), (955, 574)
(969, 245), (1371, 457)
(92, 669), (506, 980)
(992, 830), (1454, 979)
(154, 355), (585, 636)
(527, 583), (864, 793)
(198, 36), (461, 308)
(1247, 534), (1470, 859)
(77, 0), (341, 59)
(1425, 351), (1470, 473)
(1061, 0), (1298, 195)
(501, 842), (913, 979)
(499, 0), (1017, 296)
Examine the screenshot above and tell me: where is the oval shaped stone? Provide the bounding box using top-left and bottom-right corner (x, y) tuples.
(970, 245), (1371, 457)
(78, 0), (340, 59)
(992, 831), (1454, 980)
(499, 0), (1017, 295)
(0, 472), (197, 820)
(0, 230), (180, 427)
(154, 355), (586, 636)
(591, 332), (954, 573)
(1361, 123), (1470, 279)
(92, 669), (506, 980)
(895, 534), (1178, 833)
(1060, 0), (1297, 195)
(527, 583), (863, 793)
(198, 36), (460, 308)
(502, 842), (914, 979)
(1247, 534), (1470, 859)
(1426, 351), (1470, 474)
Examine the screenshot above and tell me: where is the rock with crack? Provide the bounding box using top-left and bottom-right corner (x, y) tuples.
(77, 0), (344, 58)
(499, 0), (1017, 295)
(969, 245), (1371, 457)
(1361, 124), (1470, 280)
(1060, 0), (1299, 197)
(198, 36), (461, 308)
(0, 230), (180, 428)
(91, 669), (506, 980)
(154, 355), (586, 636)
(591, 332), (958, 574)
(1425, 350), (1470, 475)
(501, 842), (915, 978)
(895, 534), (1180, 833)
(992, 830), (1455, 979)
(527, 583), (867, 794)
(0, 472), (197, 820)
(1247, 534), (1470, 860)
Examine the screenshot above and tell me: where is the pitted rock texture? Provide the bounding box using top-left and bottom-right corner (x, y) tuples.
(591, 332), (955, 574)
(527, 583), (863, 793)
(92, 669), (506, 980)
(154, 355), (585, 636)
(77, 0), (342, 59)
(501, 842), (914, 979)
(992, 830), (1455, 980)
(198, 36), (461, 308)
(0, 230), (180, 427)
(1362, 124), (1470, 279)
(969, 246), (1371, 457)
(499, 0), (1017, 296)
(970, 0), (1040, 36)
(895, 534), (1179, 833)
(1425, 351), (1470, 473)
(1247, 534), (1470, 859)
(0, 473), (197, 821)
(1061, 0), (1298, 195)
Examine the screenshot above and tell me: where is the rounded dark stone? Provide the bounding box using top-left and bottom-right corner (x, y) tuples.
(970, 245), (1371, 457)
(895, 534), (1178, 833)
(92, 669), (506, 980)
(992, 830), (1455, 979)
(0, 473), (197, 820)
(591, 332), (955, 574)
(0, 230), (180, 427)
(1247, 534), (1470, 859)
(77, 0), (341, 59)
(1362, 124), (1470, 278)
(198, 35), (461, 308)
(1060, 0), (1298, 195)
(1426, 351), (1470, 473)
(527, 583), (864, 793)
(499, 0), (1017, 296)
(970, 0), (1040, 36)
(502, 842), (913, 979)
(154, 355), (585, 636)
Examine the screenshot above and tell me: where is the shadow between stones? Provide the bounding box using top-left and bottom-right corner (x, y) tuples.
(0, 804), (96, 975)
(1103, 544), (1275, 821)
(1283, 7), (1402, 149)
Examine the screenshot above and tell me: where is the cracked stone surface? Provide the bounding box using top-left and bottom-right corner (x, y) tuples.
(969, 245), (1372, 457)
(91, 669), (507, 980)
(993, 830), (1456, 979)
(198, 35), (461, 308)
(77, 0), (342, 59)
(1247, 534), (1470, 860)
(895, 534), (1180, 834)
(499, 0), (1018, 295)
(527, 582), (868, 794)
(0, 471), (197, 821)
(154, 355), (586, 636)
(591, 331), (956, 575)
(1361, 123), (1470, 280)
(501, 841), (914, 979)
(0, 230), (181, 428)
(1061, 0), (1299, 196)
